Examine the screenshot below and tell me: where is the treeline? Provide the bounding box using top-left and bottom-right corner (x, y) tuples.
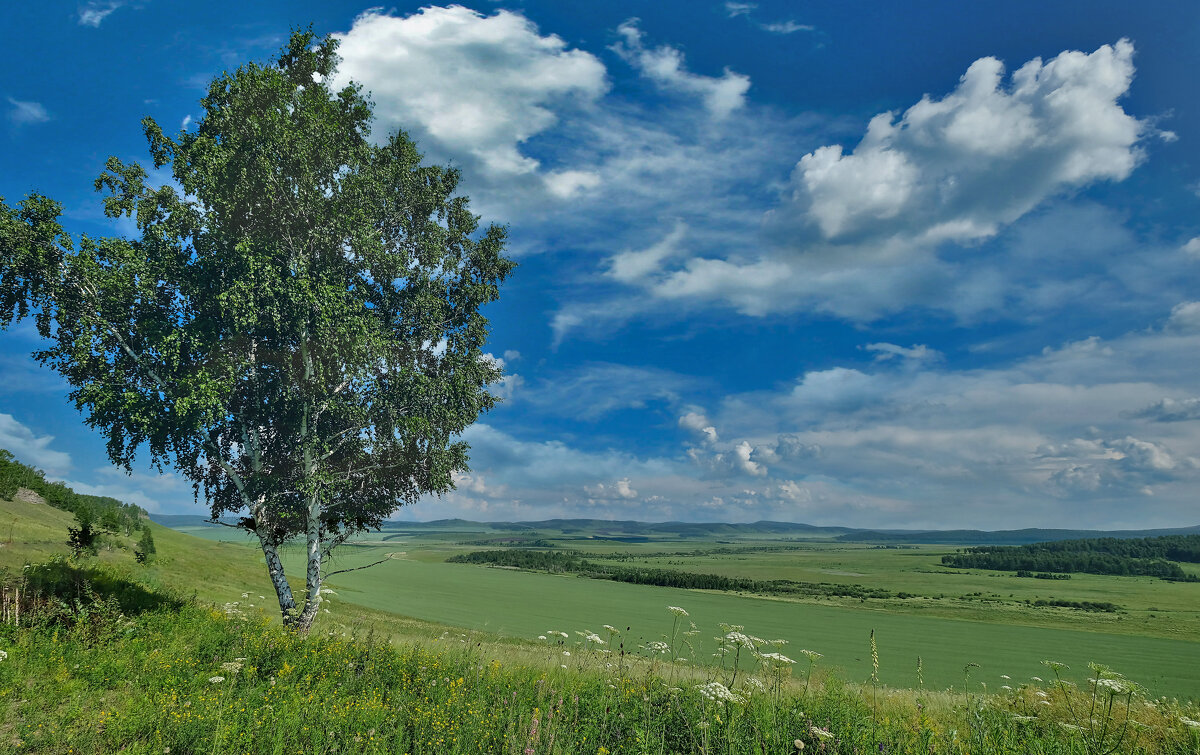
(962, 534), (1200, 562)
(447, 549), (914, 601)
(942, 535), (1200, 581)
(0, 448), (146, 536)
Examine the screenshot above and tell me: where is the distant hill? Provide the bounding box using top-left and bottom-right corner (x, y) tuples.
(836, 525), (1200, 545)
(149, 514), (1200, 546)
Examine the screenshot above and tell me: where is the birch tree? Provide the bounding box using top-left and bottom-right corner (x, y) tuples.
(0, 30), (513, 632)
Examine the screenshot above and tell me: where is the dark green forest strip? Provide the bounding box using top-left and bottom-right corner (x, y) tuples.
(941, 535), (1200, 581)
(448, 549), (917, 601)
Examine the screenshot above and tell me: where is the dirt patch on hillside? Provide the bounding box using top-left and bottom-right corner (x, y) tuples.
(13, 488), (45, 505)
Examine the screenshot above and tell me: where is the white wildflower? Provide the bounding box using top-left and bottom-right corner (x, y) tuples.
(645, 641), (670, 654)
(538, 635), (548, 641)
(220, 661), (243, 674)
(603, 625), (619, 634)
(761, 652), (796, 665)
(667, 606), (689, 617)
(0, 650), (7, 662)
(208, 676), (225, 684)
(696, 681), (743, 704)
(809, 725), (834, 740)
(562, 651), (571, 657)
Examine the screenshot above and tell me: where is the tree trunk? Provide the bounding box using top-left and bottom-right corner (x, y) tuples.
(258, 536), (298, 624)
(293, 492), (323, 633)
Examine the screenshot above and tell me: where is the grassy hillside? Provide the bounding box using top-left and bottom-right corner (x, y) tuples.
(5, 494), (1200, 753)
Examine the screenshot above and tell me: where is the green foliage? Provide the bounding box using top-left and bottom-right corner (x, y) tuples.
(0, 447), (145, 538)
(943, 535), (1200, 580)
(134, 527), (156, 563)
(0, 29), (514, 629)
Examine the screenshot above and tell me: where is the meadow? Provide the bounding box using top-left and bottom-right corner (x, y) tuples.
(168, 518), (1200, 700)
(4, 497), (1200, 753)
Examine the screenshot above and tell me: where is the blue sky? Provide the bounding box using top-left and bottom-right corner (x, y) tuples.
(2, 1), (1199, 529)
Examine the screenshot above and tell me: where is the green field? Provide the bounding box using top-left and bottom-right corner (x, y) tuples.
(158, 518), (1200, 700)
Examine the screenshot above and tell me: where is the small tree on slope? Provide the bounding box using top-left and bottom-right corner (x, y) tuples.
(0, 31), (513, 632)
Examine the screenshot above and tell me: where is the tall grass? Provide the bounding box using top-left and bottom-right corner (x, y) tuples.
(1, 560), (1199, 754)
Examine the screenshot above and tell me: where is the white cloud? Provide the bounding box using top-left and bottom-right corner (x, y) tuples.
(761, 21), (814, 34)
(1166, 301), (1200, 332)
(1183, 237), (1200, 256)
(724, 2), (756, 18)
(679, 411), (718, 444)
(608, 221), (688, 284)
(6, 98), (50, 125)
(611, 19), (750, 119)
(1130, 397), (1200, 423)
(793, 40), (1143, 244)
(520, 363), (700, 420)
(543, 170), (602, 199)
(64, 467), (194, 514)
(78, 1), (125, 27)
(863, 342), (941, 363)
(599, 41), (1152, 324)
(585, 477), (638, 500)
(332, 7), (607, 178)
(0, 414), (71, 476)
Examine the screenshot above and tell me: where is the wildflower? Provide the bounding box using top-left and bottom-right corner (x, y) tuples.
(1180, 717), (1200, 729)
(1000, 685), (1012, 691)
(725, 631), (754, 649)
(667, 606), (689, 617)
(0, 650), (7, 662)
(799, 649), (823, 662)
(761, 652), (796, 665)
(1000, 675), (1010, 680)
(1091, 677), (1130, 695)
(696, 681), (743, 704)
(1035, 690), (1049, 699)
(1030, 676), (1043, 682)
(220, 661), (243, 674)
(809, 725), (834, 740)
(320, 588), (337, 595)
(538, 635), (547, 641)
(603, 624), (619, 634)
(208, 676), (225, 684)
(794, 740), (804, 750)
(645, 641), (670, 654)
(1041, 660), (1069, 672)
(744, 677), (767, 694)
(1059, 723), (1082, 732)
(563, 651), (571, 657)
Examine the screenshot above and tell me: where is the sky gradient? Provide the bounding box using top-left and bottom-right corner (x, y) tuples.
(2, 1), (1199, 529)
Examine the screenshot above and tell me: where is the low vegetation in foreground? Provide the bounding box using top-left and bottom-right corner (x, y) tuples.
(3, 561), (1200, 754)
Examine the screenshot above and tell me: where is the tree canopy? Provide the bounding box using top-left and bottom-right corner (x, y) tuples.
(0, 30), (514, 631)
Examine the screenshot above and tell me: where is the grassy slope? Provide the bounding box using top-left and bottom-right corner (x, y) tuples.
(15, 500), (1199, 699)
(151, 517), (1200, 699)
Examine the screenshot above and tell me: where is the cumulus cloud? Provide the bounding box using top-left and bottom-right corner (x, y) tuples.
(0, 414), (71, 476)
(597, 41), (1153, 325)
(585, 477), (638, 500)
(6, 97), (50, 125)
(611, 19), (750, 118)
(679, 411), (718, 444)
(1183, 237), (1200, 257)
(793, 39), (1143, 243)
(332, 7), (607, 178)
